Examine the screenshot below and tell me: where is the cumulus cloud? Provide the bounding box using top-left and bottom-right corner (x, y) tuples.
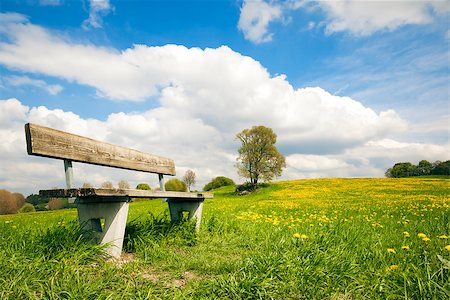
(0, 14), (408, 152)
(82, 0), (113, 29)
(5, 75), (63, 95)
(1, 97), (445, 197)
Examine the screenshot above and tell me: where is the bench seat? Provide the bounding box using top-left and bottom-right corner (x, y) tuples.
(40, 188), (213, 201)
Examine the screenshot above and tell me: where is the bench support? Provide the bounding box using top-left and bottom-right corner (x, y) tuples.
(77, 199), (129, 258)
(167, 199), (204, 230)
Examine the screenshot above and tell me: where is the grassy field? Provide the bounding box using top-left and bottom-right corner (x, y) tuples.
(1, 177), (449, 299)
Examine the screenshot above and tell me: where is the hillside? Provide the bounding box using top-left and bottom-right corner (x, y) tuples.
(1, 177), (449, 299)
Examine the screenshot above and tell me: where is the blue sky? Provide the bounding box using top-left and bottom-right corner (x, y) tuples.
(0, 0), (449, 195)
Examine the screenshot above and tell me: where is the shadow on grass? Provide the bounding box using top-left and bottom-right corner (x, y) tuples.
(123, 212), (197, 253)
(36, 220), (108, 262)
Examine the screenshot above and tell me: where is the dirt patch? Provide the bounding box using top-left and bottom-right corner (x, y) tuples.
(110, 252), (136, 266)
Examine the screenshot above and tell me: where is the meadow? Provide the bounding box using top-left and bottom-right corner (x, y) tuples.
(0, 177), (449, 299)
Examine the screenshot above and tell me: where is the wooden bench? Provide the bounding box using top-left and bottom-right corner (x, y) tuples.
(25, 123), (212, 258)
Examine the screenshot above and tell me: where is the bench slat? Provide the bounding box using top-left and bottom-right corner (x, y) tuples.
(40, 188), (213, 200)
(25, 123), (176, 175)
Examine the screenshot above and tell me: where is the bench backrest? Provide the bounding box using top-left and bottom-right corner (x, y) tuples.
(25, 123), (176, 176)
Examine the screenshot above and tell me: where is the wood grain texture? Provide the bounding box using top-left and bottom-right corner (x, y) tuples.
(25, 123), (176, 175)
(40, 188), (213, 200)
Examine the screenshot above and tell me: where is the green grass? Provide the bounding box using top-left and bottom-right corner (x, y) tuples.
(1, 177), (449, 299)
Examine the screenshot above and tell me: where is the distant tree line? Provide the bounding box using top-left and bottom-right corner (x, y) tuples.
(385, 160), (450, 178)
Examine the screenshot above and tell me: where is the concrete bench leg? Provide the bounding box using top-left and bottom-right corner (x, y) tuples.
(77, 201), (129, 258)
(167, 200), (204, 230)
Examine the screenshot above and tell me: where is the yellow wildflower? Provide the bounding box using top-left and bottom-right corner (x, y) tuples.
(401, 245), (409, 251)
(386, 265), (399, 272)
(445, 245), (450, 251)
(417, 233), (427, 238)
(293, 233), (301, 239)
(387, 248), (396, 254)
(300, 234), (309, 239)
(422, 237), (431, 242)
(437, 235), (448, 239)
(403, 231), (410, 238)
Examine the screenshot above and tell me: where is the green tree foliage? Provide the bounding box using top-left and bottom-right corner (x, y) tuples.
(203, 176), (235, 191)
(183, 170), (196, 192)
(26, 194), (48, 206)
(0, 190), (25, 215)
(165, 178), (187, 192)
(431, 160), (450, 175)
(385, 160), (449, 177)
(136, 183), (151, 190)
(236, 125), (286, 186)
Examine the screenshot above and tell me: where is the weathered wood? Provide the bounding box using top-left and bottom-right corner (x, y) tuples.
(25, 123), (176, 175)
(39, 188), (213, 200)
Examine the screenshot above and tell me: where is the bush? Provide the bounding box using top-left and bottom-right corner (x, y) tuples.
(48, 198), (64, 210)
(0, 189), (25, 214)
(165, 179), (187, 192)
(203, 176), (235, 191)
(136, 183), (151, 190)
(18, 203), (36, 213)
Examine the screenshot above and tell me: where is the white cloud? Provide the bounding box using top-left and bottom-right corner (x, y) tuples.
(0, 16), (408, 152)
(5, 75), (63, 95)
(238, 0), (283, 43)
(82, 0), (113, 29)
(237, 0), (449, 41)
(0, 93), (446, 196)
(317, 0), (445, 36)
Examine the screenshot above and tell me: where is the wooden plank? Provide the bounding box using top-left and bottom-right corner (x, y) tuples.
(25, 123), (176, 175)
(39, 188), (213, 200)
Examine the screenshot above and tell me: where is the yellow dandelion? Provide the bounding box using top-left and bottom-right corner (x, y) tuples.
(300, 234), (309, 239)
(386, 265), (399, 272)
(422, 237), (431, 242)
(417, 233), (427, 238)
(445, 245), (450, 251)
(293, 233), (301, 239)
(401, 245), (410, 251)
(387, 248), (396, 254)
(403, 231), (410, 238)
(437, 235), (448, 239)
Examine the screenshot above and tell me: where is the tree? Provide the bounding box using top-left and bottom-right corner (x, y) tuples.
(431, 160), (450, 175)
(136, 183), (151, 190)
(118, 180), (130, 189)
(236, 125), (286, 186)
(82, 182), (93, 188)
(101, 181), (113, 188)
(416, 160), (432, 176)
(203, 176), (235, 191)
(183, 170), (196, 192)
(165, 179), (187, 192)
(390, 162), (415, 178)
